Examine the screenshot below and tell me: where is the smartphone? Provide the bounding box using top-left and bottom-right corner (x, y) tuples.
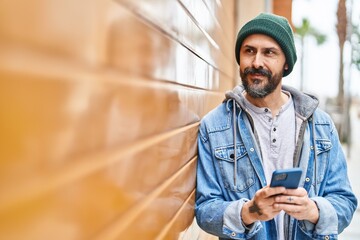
(270, 168), (302, 189)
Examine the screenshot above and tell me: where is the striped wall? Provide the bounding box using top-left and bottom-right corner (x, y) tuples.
(0, 0), (236, 239)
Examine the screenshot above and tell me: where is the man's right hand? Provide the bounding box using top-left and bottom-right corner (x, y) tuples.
(241, 186), (286, 226)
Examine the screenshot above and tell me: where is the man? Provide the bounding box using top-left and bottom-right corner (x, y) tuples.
(195, 13), (357, 240)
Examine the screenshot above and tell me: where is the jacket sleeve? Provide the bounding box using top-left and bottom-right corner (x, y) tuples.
(195, 122), (261, 239)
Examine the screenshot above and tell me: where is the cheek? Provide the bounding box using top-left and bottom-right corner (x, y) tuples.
(239, 58), (249, 66)
(239, 61), (249, 72)
(273, 62), (286, 74)
(275, 59), (287, 69)
(240, 57), (257, 71)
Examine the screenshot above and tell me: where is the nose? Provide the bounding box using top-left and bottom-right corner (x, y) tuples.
(252, 53), (264, 69)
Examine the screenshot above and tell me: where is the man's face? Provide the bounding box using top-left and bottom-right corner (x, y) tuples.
(239, 34), (287, 98)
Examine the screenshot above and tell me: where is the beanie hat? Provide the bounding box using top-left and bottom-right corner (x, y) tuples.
(235, 13), (297, 77)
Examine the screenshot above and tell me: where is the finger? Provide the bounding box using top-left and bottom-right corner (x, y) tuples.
(265, 186), (286, 197)
(287, 196), (295, 203)
(274, 195), (298, 204)
(283, 187), (307, 196)
(273, 203), (301, 213)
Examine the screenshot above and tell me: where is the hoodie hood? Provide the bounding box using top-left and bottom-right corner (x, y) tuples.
(225, 85), (319, 120)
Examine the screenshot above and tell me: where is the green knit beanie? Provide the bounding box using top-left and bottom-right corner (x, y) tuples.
(235, 13), (297, 77)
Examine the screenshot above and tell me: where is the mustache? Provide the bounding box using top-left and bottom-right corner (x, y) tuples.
(243, 67), (272, 78)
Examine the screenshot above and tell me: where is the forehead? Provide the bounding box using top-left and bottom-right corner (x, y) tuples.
(241, 33), (282, 50)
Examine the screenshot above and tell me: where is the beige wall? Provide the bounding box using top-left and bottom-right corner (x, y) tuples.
(235, 0), (294, 31)
(236, 0), (267, 30)
(0, 0), (236, 239)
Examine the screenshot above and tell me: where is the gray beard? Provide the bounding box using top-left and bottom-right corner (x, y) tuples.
(240, 68), (283, 98)
(243, 79), (278, 98)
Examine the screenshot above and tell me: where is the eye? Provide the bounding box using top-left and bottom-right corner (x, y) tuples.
(244, 48), (255, 54)
(264, 48), (280, 57)
(265, 49), (275, 55)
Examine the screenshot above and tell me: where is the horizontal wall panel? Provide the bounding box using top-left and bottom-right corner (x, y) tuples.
(177, 0), (233, 60)
(106, 3), (232, 91)
(0, 0), (106, 66)
(0, 65), (223, 190)
(202, 0), (235, 48)
(94, 158), (197, 240)
(0, 83), (201, 206)
(0, 1), (234, 92)
(117, 0), (234, 78)
(0, 128), (198, 240)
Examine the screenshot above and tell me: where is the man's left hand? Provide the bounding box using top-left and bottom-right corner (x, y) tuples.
(273, 187), (319, 224)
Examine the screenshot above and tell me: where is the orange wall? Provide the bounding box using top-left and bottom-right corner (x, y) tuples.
(273, 0), (294, 28)
(0, 0), (236, 239)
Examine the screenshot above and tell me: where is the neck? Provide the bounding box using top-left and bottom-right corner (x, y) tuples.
(244, 88), (289, 117)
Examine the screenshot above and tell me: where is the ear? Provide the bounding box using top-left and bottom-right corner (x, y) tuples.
(284, 63), (288, 71)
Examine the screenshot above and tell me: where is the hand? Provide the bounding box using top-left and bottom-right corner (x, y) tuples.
(241, 186), (286, 226)
(273, 187), (319, 224)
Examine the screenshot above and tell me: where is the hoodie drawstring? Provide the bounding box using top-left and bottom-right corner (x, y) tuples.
(233, 100), (237, 187)
(311, 116), (318, 196)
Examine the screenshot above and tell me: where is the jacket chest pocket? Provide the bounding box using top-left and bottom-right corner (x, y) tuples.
(214, 144), (255, 192)
(313, 139), (332, 184)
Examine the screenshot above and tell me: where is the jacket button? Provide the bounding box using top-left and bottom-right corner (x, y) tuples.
(305, 177), (310, 182)
(250, 148), (254, 152)
(324, 236), (329, 240)
(231, 232), (236, 237)
(310, 146), (314, 150)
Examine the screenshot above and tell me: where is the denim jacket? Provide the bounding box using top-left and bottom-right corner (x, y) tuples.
(195, 85), (357, 240)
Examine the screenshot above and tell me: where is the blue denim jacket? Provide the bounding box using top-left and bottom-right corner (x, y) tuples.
(195, 85), (357, 240)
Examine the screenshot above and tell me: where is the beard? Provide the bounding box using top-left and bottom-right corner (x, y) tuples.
(240, 67), (283, 98)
